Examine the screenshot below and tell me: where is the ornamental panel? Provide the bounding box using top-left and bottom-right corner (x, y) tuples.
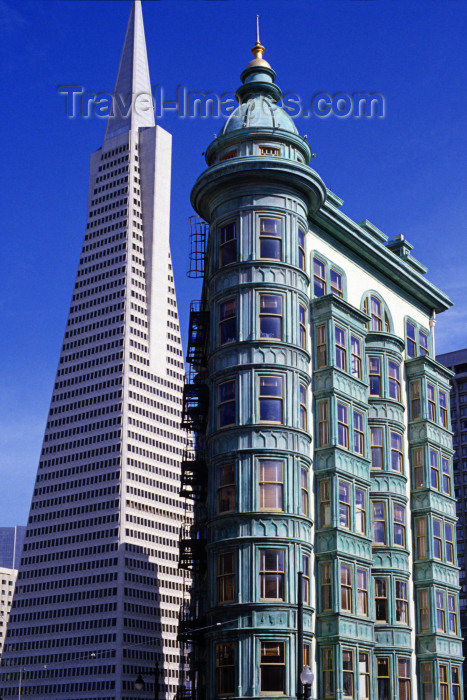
(411, 491), (457, 518)
(413, 561), (461, 586)
(372, 550), (410, 571)
(371, 474), (408, 498)
(368, 402), (405, 424)
(375, 628), (412, 648)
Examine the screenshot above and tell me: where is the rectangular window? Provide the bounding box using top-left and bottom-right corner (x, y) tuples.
(300, 383), (307, 430)
(323, 648), (334, 699)
(427, 384), (436, 422)
(430, 450), (439, 489)
(301, 467), (309, 516)
(302, 554), (310, 604)
(218, 380), (236, 428)
(370, 296), (383, 331)
(351, 336), (362, 379)
(439, 390), (448, 428)
(442, 457), (451, 495)
(406, 321), (416, 357)
(313, 257), (326, 297)
(330, 268), (343, 297)
(317, 324), (327, 368)
(373, 502), (386, 544)
(355, 488), (366, 535)
(398, 658), (411, 700)
(299, 304), (306, 349)
(357, 569), (368, 616)
(219, 298), (237, 345)
(220, 222), (236, 267)
(377, 658), (390, 699)
(259, 294), (282, 340)
(353, 411), (364, 455)
(436, 590), (446, 631)
(342, 649), (354, 699)
(359, 652), (370, 700)
(320, 480), (331, 528)
(411, 381), (421, 420)
(335, 326), (346, 370)
(259, 460), (283, 511)
(216, 642), (235, 695)
(217, 463), (235, 513)
(419, 330), (428, 356)
(259, 376), (283, 423)
(433, 519), (442, 560)
(298, 228), (305, 270)
(321, 562), (332, 611)
(217, 552), (235, 603)
(259, 217), (282, 260)
(440, 665), (449, 700)
(341, 564), (352, 612)
(369, 357), (381, 396)
(318, 401), (330, 446)
(388, 361), (401, 401)
(371, 427), (383, 469)
(395, 580), (408, 624)
(259, 146), (280, 156)
(259, 549), (284, 600)
(220, 149), (237, 161)
(391, 431), (403, 472)
(452, 666), (461, 700)
(419, 589), (429, 632)
(375, 578), (388, 621)
(337, 403), (349, 449)
(339, 482), (350, 529)
(416, 518), (427, 559)
(260, 641), (285, 694)
(413, 447), (424, 488)
(448, 594), (458, 634)
(445, 523), (454, 564)
(394, 504), (406, 547)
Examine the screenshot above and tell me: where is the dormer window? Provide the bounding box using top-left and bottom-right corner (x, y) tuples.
(259, 146), (280, 156)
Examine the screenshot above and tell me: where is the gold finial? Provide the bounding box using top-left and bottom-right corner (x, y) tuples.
(251, 14), (265, 61)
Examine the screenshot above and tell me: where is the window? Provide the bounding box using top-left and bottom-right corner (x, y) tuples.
(371, 428), (383, 469)
(418, 589), (429, 631)
(341, 564), (352, 612)
(260, 641), (285, 694)
(259, 146), (280, 156)
(413, 448), (424, 488)
(398, 659), (411, 700)
(335, 326), (346, 370)
(452, 666), (461, 700)
(219, 222), (236, 267)
(298, 228), (305, 270)
(440, 390), (448, 428)
(420, 330), (429, 355)
(299, 304), (306, 349)
(373, 502), (386, 544)
(353, 411), (364, 455)
(411, 381), (421, 420)
(357, 569), (368, 616)
(217, 552), (235, 603)
(359, 653), (370, 700)
(351, 336), (362, 379)
(342, 650), (354, 698)
(433, 519), (442, 560)
(219, 298), (237, 345)
(259, 460), (283, 511)
(259, 294), (282, 340)
(448, 594), (458, 634)
(320, 480), (331, 528)
(377, 658), (390, 699)
(388, 361), (401, 401)
(313, 258), (326, 297)
(337, 403), (349, 448)
(391, 431), (403, 473)
(300, 384), (307, 430)
(216, 643), (235, 696)
(355, 488), (366, 535)
(217, 463), (235, 513)
(430, 450), (439, 489)
(330, 268), (343, 297)
(439, 665), (449, 700)
(318, 401), (330, 446)
(375, 578), (388, 621)
(339, 482), (350, 529)
(218, 380), (236, 428)
(259, 550), (284, 600)
(442, 457), (451, 495)
(300, 467), (309, 516)
(259, 217), (282, 260)
(259, 376), (283, 423)
(369, 357), (381, 396)
(416, 518), (427, 559)
(445, 523), (454, 564)
(406, 321), (417, 358)
(220, 149), (237, 161)
(427, 384), (436, 421)
(323, 648), (334, 699)
(301, 554), (310, 604)
(370, 296), (383, 330)
(321, 562), (332, 611)
(317, 325), (327, 368)
(436, 590), (446, 631)
(395, 580), (408, 624)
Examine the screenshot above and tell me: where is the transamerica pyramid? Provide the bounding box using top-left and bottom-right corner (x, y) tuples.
(0, 2), (191, 698)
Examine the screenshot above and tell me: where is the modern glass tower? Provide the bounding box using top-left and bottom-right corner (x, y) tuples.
(183, 27), (464, 700)
(0, 2), (190, 698)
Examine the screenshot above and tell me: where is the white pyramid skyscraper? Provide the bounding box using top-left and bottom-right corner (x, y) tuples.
(0, 2), (191, 698)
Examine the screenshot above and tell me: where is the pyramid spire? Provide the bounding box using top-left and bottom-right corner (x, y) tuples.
(105, 0), (155, 141)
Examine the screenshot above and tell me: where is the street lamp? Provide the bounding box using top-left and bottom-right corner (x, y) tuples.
(135, 674), (145, 691)
(299, 666), (314, 700)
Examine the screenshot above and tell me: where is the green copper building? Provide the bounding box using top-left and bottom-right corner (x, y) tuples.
(179, 28), (463, 700)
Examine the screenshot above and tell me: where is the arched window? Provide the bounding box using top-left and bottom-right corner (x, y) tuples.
(362, 292), (393, 333)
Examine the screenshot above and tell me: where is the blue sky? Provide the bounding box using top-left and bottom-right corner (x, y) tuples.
(1, 0), (466, 527)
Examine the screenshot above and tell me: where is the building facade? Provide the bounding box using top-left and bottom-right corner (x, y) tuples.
(182, 30), (464, 700)
(437, 348), (467, 699)
(0, 567), (18, 659)
(0, 527), (26, 570)
(0, 3), (191, 698)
